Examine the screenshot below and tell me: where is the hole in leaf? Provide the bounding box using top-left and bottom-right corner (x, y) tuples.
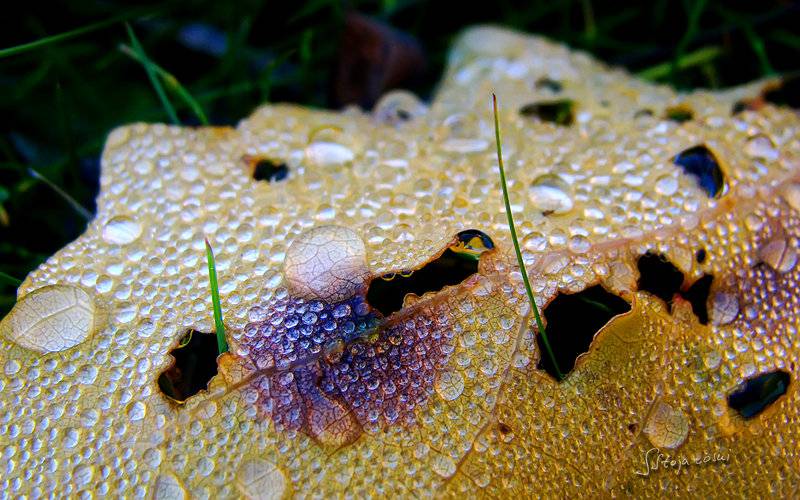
(366, 229), (494, 317)
(664, 105), (694, 123)
(762, 74), (800, 109)
(253, 159), (289, 183)
(244, 155), (289, 183)
(696, 248), (707, 264)
(537, 285), (631, 381)
(535, 77), (563, 93)
(727, 370), (790, 419)
(682, 274), (713, 325)
(627, 423), (638, 433)
(672, 145), (726, 198)
(497, 422), (512, 434)
(519, 99), (575, 126)
(637, 253), (716, 325)
(637, 252), (684, 311)
(157, 330), (219, 403)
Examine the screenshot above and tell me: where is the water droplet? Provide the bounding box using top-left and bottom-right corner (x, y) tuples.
(709, 292), (739, 326)
(567, 235), (591, 254)
(127, 401), (147, 421)
(654, 175), (679, 196)
(305, 142), (354, 166)
(758, 237), (798, 273)
(1, 285), (96, 353)
(102, 216), (143, 245)
(434, 370), (465, 401)
(153, 472), (187, 500)
(440, 138), (489, 154)
(781, 183), (800, 212)
(529, 175), (574, 214)
(745, 134), (778, 161)
(644, 400), (689, 449)
(235, 458), (288, 500)
(284, 226), (369, 302)
(373, 90), (427, 126)
(431, 453), (457, 478)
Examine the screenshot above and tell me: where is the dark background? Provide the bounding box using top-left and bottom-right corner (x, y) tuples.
(1, 0), (799, 315)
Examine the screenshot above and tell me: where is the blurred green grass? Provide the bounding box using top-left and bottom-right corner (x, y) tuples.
(1, 0), (799, 315)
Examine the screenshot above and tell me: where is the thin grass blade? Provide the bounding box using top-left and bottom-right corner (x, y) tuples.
(27, 167), (92, 221)
(119, 44), (209, 125)
(638, 45), (722, 81)
(204, 238), (228, 355)
(492, 94), (563, 380)
(125, 23), (180, 125)
(0, 271), (22, 286)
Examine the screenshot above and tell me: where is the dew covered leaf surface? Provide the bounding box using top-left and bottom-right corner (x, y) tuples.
(1, 26), (800, 498)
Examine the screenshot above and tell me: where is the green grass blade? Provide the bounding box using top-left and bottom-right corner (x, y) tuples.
(119, 44), (209, 125)
(204, 238), (228, 355)
(492, 94), (563, 380)
(669, 0), (709, 84)
(27, 167), (92, 221)
(0, 271), (22, 286)
(638, 45), (723, 81)
(0, 14), (129, 59)
(125, 23), (180, 125)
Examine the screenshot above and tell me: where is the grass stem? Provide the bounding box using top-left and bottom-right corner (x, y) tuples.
(125, 23), (180, 125)
(0, 272), (22, 286)
(27, 167), (92, 221)
(204, 238), (228, 355)
(492, 94), (563, 380)
(119, 44), (209, 125)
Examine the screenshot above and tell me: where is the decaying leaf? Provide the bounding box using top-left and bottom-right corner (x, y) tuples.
(1, 26), (799, 497)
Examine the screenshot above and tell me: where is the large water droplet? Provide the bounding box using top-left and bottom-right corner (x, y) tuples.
(284, 226), (369, 302)
(373, 90), (427, 126)
(758, 237), (798, 273)
(431, 453), (457, 478)
(305, 142), (355, 166)
(440, 138), (489, 154)
(744, 135), (778, 161)
(235, 458), (288, 500)
(153, 472), (187, 500)
(1, 285), (96, 353)
(781, 183), (800, 212)
(529, 175), (574, 214)
(644, 400), (689, 449)
(102, 216), (143, 245)
(434, 370), (465, 401)
(709, 292), (739, 326)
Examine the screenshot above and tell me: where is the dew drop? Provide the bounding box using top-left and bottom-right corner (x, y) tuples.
(758, 237), (798, 273)
(781, 183), (800, 212)
(127, 401), (147, 422)
(284, 226), (369, 302)
(431, 454), (457, 478)
(305, 142), (355, 166)
(644, 400), (689, 449)
(102, 216), (143, 245)
(434, 370), (465, 401)
(529, 175), (574, 214)
(1, 285), (96, 353)
(654, 175), (679, 196)
(440, 138), (489, 154)
(744, 135), (778, 161)
(235, 458), (288, 500)
(373, 90), (427, 126)
(153, 472), (187, 500)
(709, 292), (740, 326)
